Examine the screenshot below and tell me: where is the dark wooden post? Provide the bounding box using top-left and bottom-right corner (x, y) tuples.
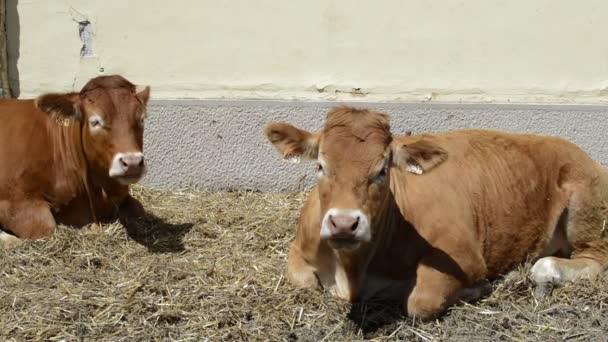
(0, 0), (11, 98)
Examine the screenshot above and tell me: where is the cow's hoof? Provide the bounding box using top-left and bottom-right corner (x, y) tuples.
(533, 282), (554, 300)
(530, 257), (563, 285)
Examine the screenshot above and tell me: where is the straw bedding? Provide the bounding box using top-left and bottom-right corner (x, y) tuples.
(1, 185), (606, 341)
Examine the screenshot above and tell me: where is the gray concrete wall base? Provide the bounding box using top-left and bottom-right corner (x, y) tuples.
(143, 100), (608, 192)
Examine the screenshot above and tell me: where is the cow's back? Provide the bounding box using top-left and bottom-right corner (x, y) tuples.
(392, 129), (606, 277)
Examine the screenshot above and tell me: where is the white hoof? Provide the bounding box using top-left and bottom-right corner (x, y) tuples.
(530, 257), (563, 285)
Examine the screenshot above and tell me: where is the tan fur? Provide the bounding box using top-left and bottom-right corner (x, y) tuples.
(265, 106), (608, 320)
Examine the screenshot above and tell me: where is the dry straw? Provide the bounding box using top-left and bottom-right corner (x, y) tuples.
(1, 185), (606, 341)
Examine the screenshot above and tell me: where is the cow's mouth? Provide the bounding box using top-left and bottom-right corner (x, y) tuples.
(113, 173), (144, 185)
(328, 238), (361, 250)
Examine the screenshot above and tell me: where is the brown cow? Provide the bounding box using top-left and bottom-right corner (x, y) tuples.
(0, 75), (150, 247)
(264, 106), (608, 320)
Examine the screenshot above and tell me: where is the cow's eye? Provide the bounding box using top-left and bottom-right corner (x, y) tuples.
(89, 117), (103, 129)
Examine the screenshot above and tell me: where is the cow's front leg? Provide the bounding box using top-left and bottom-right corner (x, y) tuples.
(286, 241), (357, 299)
(4, 200), (57, 240)
(287, 243), (322, 289)
(405, 249), (488, 320)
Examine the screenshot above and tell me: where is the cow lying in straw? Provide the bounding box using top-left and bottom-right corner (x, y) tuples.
(0, 75), (150, 247)
(264, 106), (608, 320)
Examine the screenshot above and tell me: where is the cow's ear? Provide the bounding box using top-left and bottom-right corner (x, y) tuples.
(135, 85), (151, 105)
(392, 138), (447, 175)
(35, 92), (82, 122)
(264, 122), (319, 163)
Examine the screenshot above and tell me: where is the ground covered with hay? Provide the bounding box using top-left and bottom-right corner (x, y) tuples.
(1, 186), (607, 341)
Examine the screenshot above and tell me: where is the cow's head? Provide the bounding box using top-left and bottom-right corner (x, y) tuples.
(265, 106), (447, 251)
(36, 75), (150, 185)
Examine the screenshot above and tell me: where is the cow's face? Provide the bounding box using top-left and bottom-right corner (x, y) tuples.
(36, 75), (150, 185)
(265, 106), (447, 252)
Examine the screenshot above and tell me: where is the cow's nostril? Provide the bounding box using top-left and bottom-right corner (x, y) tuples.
(351, 217), (359, 231)
(138, 158), (145, 167)
(119, 157), (128, 168)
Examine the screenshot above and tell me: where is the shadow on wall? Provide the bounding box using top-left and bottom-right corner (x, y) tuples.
(6, 0), (19, 98)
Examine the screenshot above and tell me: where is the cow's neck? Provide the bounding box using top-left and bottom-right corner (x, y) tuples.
(331, 176), (425, 301)
(367, 188), (422, 278)
(332, 243), (374, 301)
(88, 169), (129, 204)
(373, 170), (431, 274)
(47, 120), (89, 205)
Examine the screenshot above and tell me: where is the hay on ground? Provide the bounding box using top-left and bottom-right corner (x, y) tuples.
(1, 185), (607, 341)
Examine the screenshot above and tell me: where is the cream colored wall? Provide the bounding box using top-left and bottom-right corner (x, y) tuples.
(8, 0), (608, 103)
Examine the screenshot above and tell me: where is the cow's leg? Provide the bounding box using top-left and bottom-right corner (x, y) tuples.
(4, 200), (56, 240)
(530, 187), (608, 295)
(405, 266), (468, 320)
(405, 249), (488, 320)
(530, 256), (603, 297)
(287, 243), (321, 289)
(286, 241), (352, 298)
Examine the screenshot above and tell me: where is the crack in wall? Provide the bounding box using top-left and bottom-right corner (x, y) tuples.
(78, 21), (93, 57)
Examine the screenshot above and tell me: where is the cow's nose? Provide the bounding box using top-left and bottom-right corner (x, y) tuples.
(328, 214), (360, 238)
(118, 154), (144, 173)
